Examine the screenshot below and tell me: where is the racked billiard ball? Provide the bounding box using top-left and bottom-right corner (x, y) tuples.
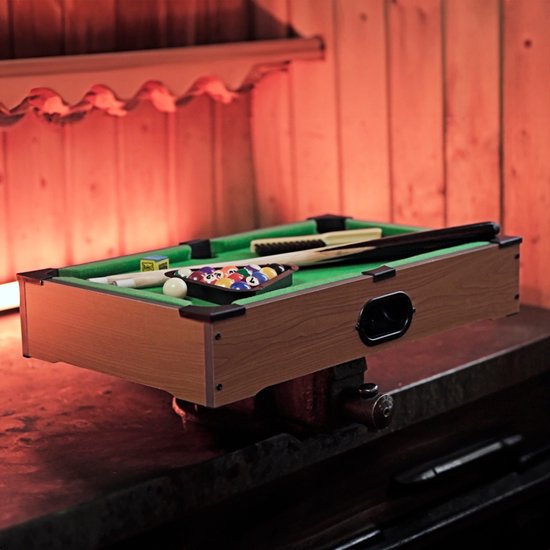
(259, 267), (278, 280)
(215, 277), (234, 288)
(230, 281), (251, 290)
(267, 263), (286, 274)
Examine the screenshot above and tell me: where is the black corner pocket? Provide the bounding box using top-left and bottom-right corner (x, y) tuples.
(357, 291), (414, 346)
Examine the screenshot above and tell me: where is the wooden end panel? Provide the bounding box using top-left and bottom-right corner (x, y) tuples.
(210, 244), (520, 406)
(23, 282), (209, 405)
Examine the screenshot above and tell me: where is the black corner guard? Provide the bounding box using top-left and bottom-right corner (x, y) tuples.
(363, 265), (396, 282)
(18, 268), (59, 284)
(491, 235), (522, 248)
(179, 304), (246, 321)
(307, 213), (351, 233)
(178, 238), (213, 259)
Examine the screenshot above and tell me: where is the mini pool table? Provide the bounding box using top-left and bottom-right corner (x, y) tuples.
(18, 215), (520, 408)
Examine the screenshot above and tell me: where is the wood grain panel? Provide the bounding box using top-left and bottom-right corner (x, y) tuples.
(165, 0), (208, 47)
(0, 131), (10, 283)
(288, 0), (341, 218)
(251, 0), (295, 227)
(213, 93), (257, 234)
(0, 2), (10, 282)
(11, 0), (63, 57)
(388, 0), (445, 227)
(444, 0), (501, 225)
(6, 0), (67, 276)
(0, 0), (10, 59)
(65, 113), (120, 264)
(63, 0), (119, 265)
(117, 102), (171, 253)
(173, 96), (216, 241)
(23, 280), (208, 404)
(211, 0), (257, 235)
(212, 244), (519, 405)
(115, 0), (167, 50)
(336, 0), (391, 221)
(504, 0), (550, 307)
(64, 0), (116, 54)
(5, 115), (68, 273)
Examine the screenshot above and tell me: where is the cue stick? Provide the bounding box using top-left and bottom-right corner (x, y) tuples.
(88, 221), (500, 289)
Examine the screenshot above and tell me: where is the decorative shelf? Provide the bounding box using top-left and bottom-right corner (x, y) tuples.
(0, 37), (324, 123)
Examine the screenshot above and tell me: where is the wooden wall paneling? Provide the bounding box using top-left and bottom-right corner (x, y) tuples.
(288, 0), (341, 219)
(10, 0), (63, 58)
(172, 96), (216, 242)
(114, 0), (167, 50)
(6, 0), (67, 276)
(213, 96), (258, 235)
(503, 0), (550, 307)
(0, 132), (11, 283)
(205, 0), (252, 44)
(165, 0), (210, 47)
(65, 113), (120, 264)
(335, 0), (391, 221)
(211, 1), (257, 235)
(63, 0), (119, 265)
(387, 0), (445, 227)
(63, 0), (117, 55)
(0, 0), (10, 60)
(0, 0), (11, 282)
(116, 103), (171, 254)
(444, 0), (501, 226)
(251, 0), (295, 227)
(114, 0), (171, 254)
(5, 115), (68, 274)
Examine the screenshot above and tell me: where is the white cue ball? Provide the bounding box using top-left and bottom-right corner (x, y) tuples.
(162, 277), (188, 298)
(177, 267), (193, 278)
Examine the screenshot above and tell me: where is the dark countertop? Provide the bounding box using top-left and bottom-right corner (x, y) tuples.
(1, 306), (550, 549)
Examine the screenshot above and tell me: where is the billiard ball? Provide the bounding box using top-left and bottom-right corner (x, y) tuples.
(177, 267), (193, 279)
(237, 268), (250, 277)
(259, 267), (278, 280)
(187, 270), (204, 282)
(245, 264), (262, 274)
(228, 273), (245, 282)
(201, 266), (215, 274)
(162, 277), (188, 298)
(222, 266), (239, 276)
(215, 277), (234, 288)
(212, 270), (224, 280)
(230, 281), (251, 290)
(202, 272), (218, 284)
(245, 272), (268, 287)
(267, 263), (286, 274)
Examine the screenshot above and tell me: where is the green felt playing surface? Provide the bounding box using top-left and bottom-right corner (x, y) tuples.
(53, 220), (490, 308)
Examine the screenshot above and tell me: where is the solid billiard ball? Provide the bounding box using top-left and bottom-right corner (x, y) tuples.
(201, 266), (215, 274)
(230, 281), (251, 290)
(237, 268), (250, 277)
(162, 277), (188, 298)
(228, 273), (245, 282)
(215, 277), (234, 288)
(259, 267), (277, 280)
(177, 267), (193, 279)
(267, 264), (286, 274)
